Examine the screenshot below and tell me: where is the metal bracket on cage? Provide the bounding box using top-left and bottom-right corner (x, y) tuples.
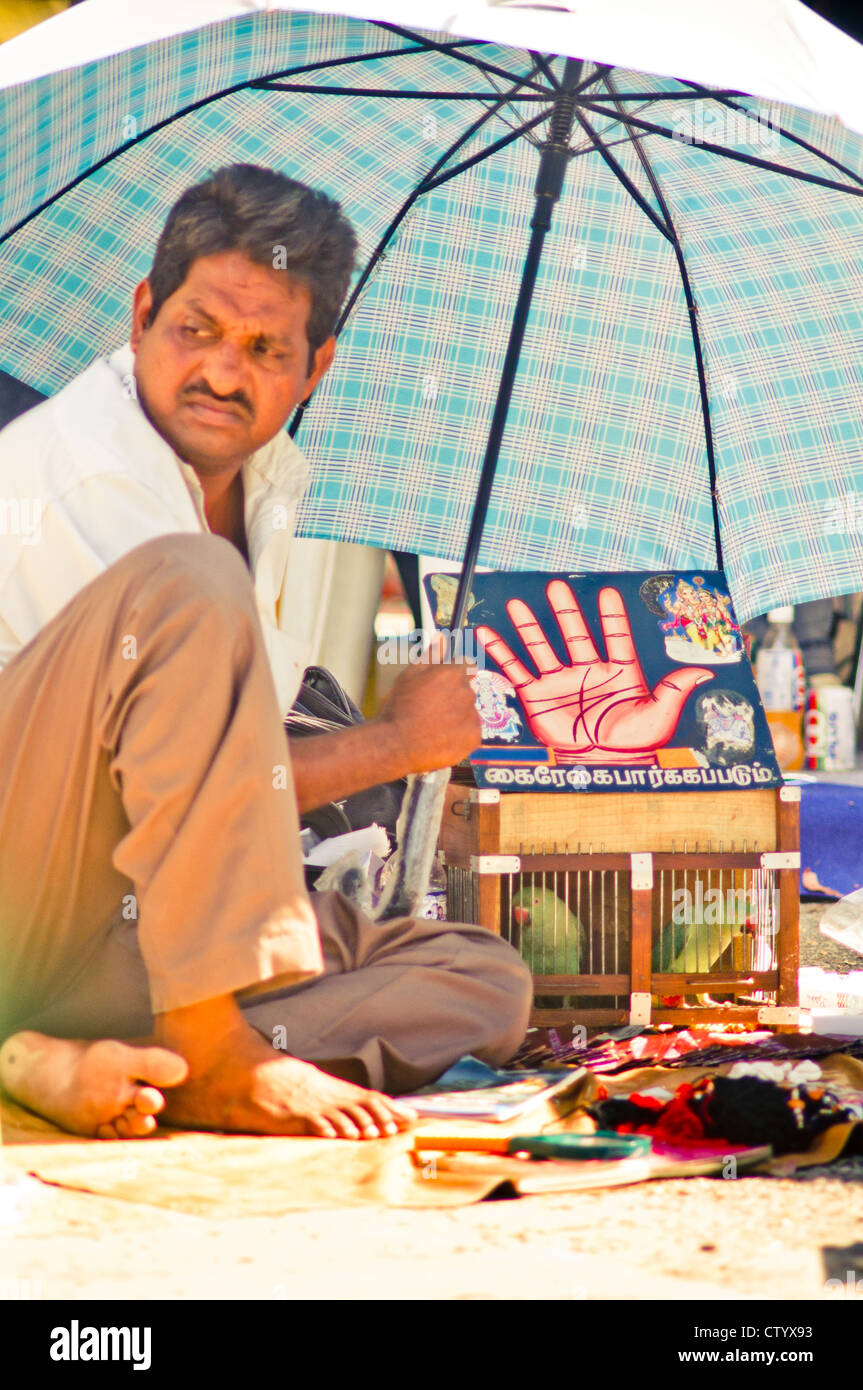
(757, 1006), (800, 1026)
(759, 852), (800, 870)
(451, 789), (500, 818)
(629, 992), (652, 1025)
(630, 852), (654, 891)
(470, 855), (521, 875)
(779, 785), (801, 802)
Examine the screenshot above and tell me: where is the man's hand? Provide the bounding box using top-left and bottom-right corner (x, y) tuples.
(476, 581), (713, 765)
(288, 641), (481, 813)
(379, 653), (482, 775)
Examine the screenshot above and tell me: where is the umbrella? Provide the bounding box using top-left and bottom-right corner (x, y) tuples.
(1, 0), (863, 911)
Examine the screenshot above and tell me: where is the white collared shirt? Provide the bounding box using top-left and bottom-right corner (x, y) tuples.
(0, 344), (311, 715)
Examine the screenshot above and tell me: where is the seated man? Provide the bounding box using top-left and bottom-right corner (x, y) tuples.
(0, 164), (531, 1141)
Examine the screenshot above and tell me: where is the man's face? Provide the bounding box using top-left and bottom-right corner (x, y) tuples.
(130, 249), (335, 475)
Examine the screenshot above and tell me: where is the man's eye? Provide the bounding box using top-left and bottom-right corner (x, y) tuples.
(182, 324), (212, 338)
(253, 342), (284, 360)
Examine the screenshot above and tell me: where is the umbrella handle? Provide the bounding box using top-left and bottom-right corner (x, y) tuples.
(372, 767), (451, 921)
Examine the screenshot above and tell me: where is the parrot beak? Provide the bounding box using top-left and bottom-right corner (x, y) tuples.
(513, 907), (530, 926)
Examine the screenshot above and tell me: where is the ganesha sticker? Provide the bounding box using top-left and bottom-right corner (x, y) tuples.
(641, 575), (742, 665)
(471, 670), (522, 743)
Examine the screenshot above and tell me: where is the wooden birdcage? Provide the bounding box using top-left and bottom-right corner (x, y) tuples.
(440, 780), (800, 1031)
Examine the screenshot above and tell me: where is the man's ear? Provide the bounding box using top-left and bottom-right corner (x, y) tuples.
(130, 280), (154, 352)
(300, 336), (336, 402)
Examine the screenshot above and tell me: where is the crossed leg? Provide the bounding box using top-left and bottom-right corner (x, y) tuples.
(0, 536), (530, 1141)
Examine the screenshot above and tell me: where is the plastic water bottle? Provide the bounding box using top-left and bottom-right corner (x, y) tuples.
(755, 607), (805, 771)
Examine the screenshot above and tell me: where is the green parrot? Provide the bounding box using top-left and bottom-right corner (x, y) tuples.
(652, 917), (749, 1005)
(651, 919), (689, 974)
(665, 920), (741, 975)
(511, 886), (585, 976)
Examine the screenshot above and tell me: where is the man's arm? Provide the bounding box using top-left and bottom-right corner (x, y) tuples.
(289, 659), (481, 814)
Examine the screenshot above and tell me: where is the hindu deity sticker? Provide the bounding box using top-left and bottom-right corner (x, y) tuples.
(428, 573), (475, 626)
(694, 689), (756, 766)
(640, 574), (742, 665)
(471, 670), (522, 743)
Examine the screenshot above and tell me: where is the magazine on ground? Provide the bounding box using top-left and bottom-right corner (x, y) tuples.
(402, 1055), (584, 1121)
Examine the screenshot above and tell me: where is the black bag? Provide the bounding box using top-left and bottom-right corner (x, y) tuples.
(286, 665), (406, 845)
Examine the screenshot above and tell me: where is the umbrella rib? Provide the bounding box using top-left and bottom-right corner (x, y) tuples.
(0, 38), (531, 247)
(527, 54), (612, 95)
(675, 86), (863, 190)
(593, 89), (743, 103)
(343, 99), (549, 315)
(337, 112), (548, 311)
(576, 100), (863, 198)
(338, 91), (547, 321)
(264, 36), (493, 80)
(289, 79), (550, 438)
(371, 21), (551, 94)
(529, 51), (561, 91)
(572, 111), (673, 242)
(251, 83), (551, 100)
(483, 58), (611, 143)
(591, 77), (724, 570)
(422, 112), (550, 192)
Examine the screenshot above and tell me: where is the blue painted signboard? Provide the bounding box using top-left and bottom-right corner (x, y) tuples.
(424, 570), (782, 793)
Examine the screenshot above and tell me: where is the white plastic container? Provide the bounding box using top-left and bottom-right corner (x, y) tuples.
(809, 1010), (863, 1037)
(804, 685), (856, 771)
(798, 966), (863, 1011)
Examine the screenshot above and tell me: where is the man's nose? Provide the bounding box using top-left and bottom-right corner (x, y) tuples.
(198, 337), (249, 396)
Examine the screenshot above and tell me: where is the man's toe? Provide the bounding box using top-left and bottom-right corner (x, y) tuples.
(132, 1084), (166, 1116)
(134, 1046), (189, 1089)
(115, 1108), (157, 1138)
(327, 1108), (364, 1140)
(307, 1115), (339, 1139)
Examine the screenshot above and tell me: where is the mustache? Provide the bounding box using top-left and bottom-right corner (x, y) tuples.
(182, 382), (253, 417)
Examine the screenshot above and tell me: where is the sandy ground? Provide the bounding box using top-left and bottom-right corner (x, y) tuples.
(3, 902), (863, 1303)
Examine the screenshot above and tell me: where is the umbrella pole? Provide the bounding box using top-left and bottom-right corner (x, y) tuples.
(451, 54), (584, 630)
(376, 58), (584, 923)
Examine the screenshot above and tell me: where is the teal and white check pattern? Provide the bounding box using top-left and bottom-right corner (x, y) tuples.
(1, 11), (862, 621)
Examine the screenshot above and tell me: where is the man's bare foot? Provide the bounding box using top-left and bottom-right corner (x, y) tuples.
(0, 1032), (189, 1139)
(155, 996), (416, 1140)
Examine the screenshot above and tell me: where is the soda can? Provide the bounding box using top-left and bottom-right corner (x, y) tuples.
(804, 686), (857, 771)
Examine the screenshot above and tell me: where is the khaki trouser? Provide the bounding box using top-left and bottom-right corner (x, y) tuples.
(0, 536), (531, 1093)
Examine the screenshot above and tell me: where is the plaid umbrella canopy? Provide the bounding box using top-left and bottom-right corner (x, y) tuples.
(1, 0), (863, 629)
